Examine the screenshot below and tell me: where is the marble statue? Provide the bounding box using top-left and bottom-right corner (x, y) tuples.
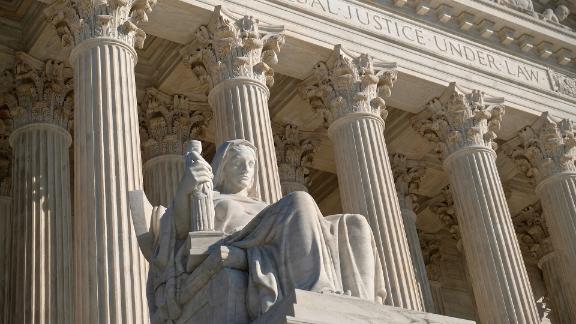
(541, 5), (570, 25)
(130, 139), (386, 323)
(497, 0), (535, 13)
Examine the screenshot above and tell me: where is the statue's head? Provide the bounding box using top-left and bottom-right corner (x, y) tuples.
(212, 139), (259, 198)
(556, 5), (570, 21)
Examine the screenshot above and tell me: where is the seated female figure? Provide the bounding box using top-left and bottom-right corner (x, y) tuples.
(146, 140), (386, 321)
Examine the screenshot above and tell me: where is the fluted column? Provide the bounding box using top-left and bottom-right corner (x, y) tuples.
(139, 88), (210, 207)
(539, 253), (574, 324)
(45, 1), (156, 322)
(1, 53), (73, 323)
(390, 153), (435, 312)
(413, 83), (539, 323)
(183, 6), (284, 203)
(143, 156), (183, 207)
(302, 45), (423, 310)
(511, 202), (570, 323)
(274, 123), (315, 195)
(509, 112), (576, 318)
(0, 132), (10, 323)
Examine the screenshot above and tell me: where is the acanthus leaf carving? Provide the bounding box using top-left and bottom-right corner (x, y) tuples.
(273, 123), (316, 193)
(139, 88), (212, 161)
(181, 6), (285, 90)
(412, 82), (505, 157)
(390, 153), (426, 211)
(44, 0), (157, 49)
(508, 112), (576, 182)
(300, 45), (397, 126)
(511, 202), (552, 263)
(0, 53), (73, 130)
(429, 185), (460, 242)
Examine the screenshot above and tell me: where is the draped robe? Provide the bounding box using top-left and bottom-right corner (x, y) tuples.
(147, 191), (386, 322)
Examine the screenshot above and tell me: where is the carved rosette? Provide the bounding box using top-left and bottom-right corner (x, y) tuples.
(44, 0), (156, 49)
(139, 88), (212, 161)
(412, 83), (505, 157)
(273, 124), (315, 192)
(512, 202), (552, 263)
(0, 53), (73, 131)
(181, 6), (285, 90)
(509, 112), (576, 182)
(300, 45), (397, 126)
(429, 186), (460, 242)
(390, 153), (426, 211)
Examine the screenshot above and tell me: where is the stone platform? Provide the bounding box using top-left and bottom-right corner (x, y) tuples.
(253, 290), (475, 324)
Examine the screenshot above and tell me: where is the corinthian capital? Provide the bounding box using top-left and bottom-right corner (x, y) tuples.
(44, 0), (157, 49)
(300, 45), (397, 127)
(512, 202), (552, 262)
(139, 88), (211, 161)
(273, 123), (315, 193)
(181, 6), (285, 90)
(1, 52), (73, 130)
(390, 153), (426, 211)
(508, 112), (576, 182)
(412, 83), (505, 157)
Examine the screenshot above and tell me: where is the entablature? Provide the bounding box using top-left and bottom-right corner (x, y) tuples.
(142, 0), (576, 120)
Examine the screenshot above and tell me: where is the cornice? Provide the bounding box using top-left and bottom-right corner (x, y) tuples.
(363, 0), (576, 69)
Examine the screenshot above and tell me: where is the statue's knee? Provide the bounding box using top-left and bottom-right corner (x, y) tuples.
(343, 214), (372, 237)
(285, 191), (316, 207)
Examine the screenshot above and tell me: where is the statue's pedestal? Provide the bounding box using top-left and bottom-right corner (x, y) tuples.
(173, 245), (475, 324)
(253, 289), (476, 324)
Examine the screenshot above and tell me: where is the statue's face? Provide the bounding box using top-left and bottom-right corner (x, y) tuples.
(557, 6), (570, 21)
(222, 146), (256, 193)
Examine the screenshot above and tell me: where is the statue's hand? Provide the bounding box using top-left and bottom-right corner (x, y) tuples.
(181, 155), (213, 194)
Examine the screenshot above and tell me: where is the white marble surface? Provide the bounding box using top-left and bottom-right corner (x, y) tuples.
(254, 289), (475, 324)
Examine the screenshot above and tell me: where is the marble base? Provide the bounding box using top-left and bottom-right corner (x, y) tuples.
(253, 289), (475, 324)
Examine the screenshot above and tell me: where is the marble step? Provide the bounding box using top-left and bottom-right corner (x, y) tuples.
(253, 289), (475, 324)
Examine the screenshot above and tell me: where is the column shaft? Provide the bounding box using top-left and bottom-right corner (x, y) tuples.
(539, 253), (575, 324)
(401, 209), (435, 312)
(537, 174), (576, 317)
(6, 124), (73, 324)
(445, 146), (539, 324)
(0, 196), (10, 323)
(209, 79), (282, 203)
(143, 155), (184, 207)
(429, 281), (445, 314)
(329, 114), (423, 310)
(71, 39), (148, 323)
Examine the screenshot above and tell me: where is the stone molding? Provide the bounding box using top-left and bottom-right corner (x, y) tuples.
(300, 45), (397, 127)
(139, 87), (211, 162)
(1, 52), (73, 131)
(44, 0), (156, 49)
(412, 82), (505, 157)
(273, 123), (316, 193)
(390, 153), (426, 211)
(508, 112), (576, 182)
(181, 6), (285, 90)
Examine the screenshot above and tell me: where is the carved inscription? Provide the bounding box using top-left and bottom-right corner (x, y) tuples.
(280, 0), (551, 90)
